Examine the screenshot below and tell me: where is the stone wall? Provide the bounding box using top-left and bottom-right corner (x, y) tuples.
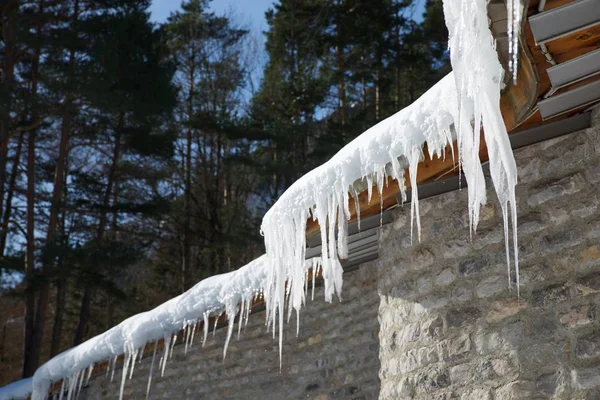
(377, 110), (600, 399)
(81, 261), (380, 400)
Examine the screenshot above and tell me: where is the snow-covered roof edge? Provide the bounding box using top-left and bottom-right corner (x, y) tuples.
(0, 378), (32, 400)
(25, 255), (273, 400)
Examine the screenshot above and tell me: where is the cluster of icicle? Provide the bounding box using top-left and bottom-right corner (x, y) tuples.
(0, 0), (524, 398)
(5, 256), (322, 400)
(261, 0), (521, 368)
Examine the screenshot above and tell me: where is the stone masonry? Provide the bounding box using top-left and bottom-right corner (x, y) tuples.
(81, 261), (380, 400)
(378, 109), (600, 399)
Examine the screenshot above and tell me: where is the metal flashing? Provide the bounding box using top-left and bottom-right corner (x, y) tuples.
(538, 80), (600, 119)
(547, 48), (600, 88)
(529, 0), (600, 44)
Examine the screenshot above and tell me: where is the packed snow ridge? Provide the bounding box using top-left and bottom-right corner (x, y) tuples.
(0, 0), (523, 398)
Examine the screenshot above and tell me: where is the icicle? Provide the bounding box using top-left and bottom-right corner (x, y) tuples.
(352, 186), (361, 232)
(110, 356), (117, 383)
(311, 260), (319, 301)
(139, 344), (146, 363)
(85, 364), (94, 386)
(58, 379), (66, 400)
(442, 0), (519, 291)
(75, 369), (84, 400)
(183, 324), (191, 355)
(118, 351), (131, 400)
(223, 309), (236, 360)
(160, 336), (170, 378)
(146, 342), (158, 400)
(408, 149), (422, 244)
(507, 0), (522, 82)
(202, 313), (209, 347)
(65, 374), (76, 400)
(304, 270), (309, 299)
(237, 298), (245, 340)
(213, 312), (222, 337)
(244, 299), (251, 328)
(502, 206), (511, 289)
(129, 349), (139, 379)
(366, 175), (373, 205)
(512, 201), (520, 298)
(169, 334), (177, 360)
(189, 321), (197, 349)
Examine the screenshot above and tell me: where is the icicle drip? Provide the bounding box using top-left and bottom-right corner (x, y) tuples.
(352, 187), (361, 231)
(118, 350), (131, 400)
(213, 312), (222, 337)
(244, 298), (251, 328)
(310, 258), (321, 301)
(223, 308), (237, 360)
(75, 369), (84, 400)
(160, 336), (170, 378)
(146, 342), (158, 400)
(183, 324), (191, 355)
(85, 365), (94, 386)
(110, 356), (117, 383)
(202, 312), (209, 347)
(129, 349), (139, 379)
(442, 0), (519, 293)
(237, 298), (245, 340)
(65, 372), (77, 400)
(408, 149), (422, 244)
(139, 344), (145, 362)
(507, 0), (522, 82)
(58, 380), (65, 400)
(169, 335), (177, 360)
(189, 321), (197, 349)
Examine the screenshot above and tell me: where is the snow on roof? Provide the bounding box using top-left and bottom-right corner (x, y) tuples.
(29, 255), (272, 400)
(0, 0), (523, 398)
(0, 378), (32, 400)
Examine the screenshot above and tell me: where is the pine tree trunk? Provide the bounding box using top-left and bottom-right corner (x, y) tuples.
(0, 133), (23, 260)
(49, 259), (66, 357)
(0, 0), (17, 222)
(182, 58), (195, 292)
(22, 129), (36, 378)
(50, 178), (70, 357)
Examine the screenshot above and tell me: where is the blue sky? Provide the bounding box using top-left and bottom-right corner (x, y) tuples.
(150, 0), (274, 31)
